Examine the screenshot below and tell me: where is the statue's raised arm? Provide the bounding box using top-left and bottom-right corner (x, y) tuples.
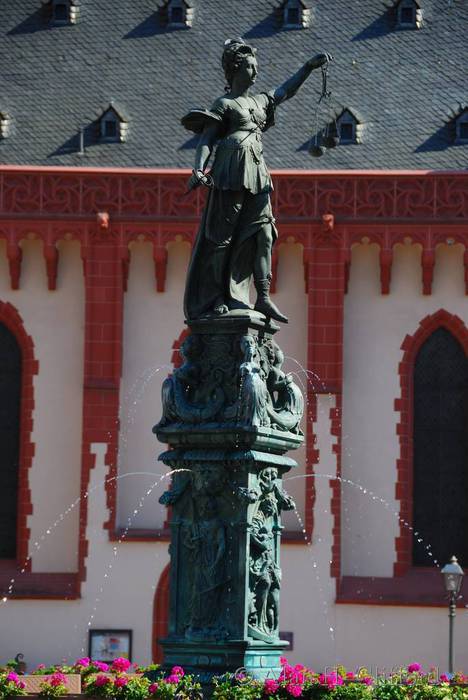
(181, 39), (332, 325)
(271, 52), (333, 105)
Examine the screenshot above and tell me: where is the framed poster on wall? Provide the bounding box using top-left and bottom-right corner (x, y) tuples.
(88, 629), (133, 662)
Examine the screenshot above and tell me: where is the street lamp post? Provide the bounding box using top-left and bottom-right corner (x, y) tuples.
(441, 555), (464, 675)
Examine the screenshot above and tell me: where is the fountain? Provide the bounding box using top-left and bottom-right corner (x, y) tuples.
(153, 38), (332, 681)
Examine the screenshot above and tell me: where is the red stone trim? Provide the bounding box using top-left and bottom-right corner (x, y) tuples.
(394, 309), (468, 577)
(337, 568), (467, 607)
(152, 563), (170, 663)
(0, 301), (38, 571)
(78, 224), (124, 588)
(329, 395), (342, 579)
(0, 571), (78, 599)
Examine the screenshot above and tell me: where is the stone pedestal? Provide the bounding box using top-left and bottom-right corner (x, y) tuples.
(154, 312), (304, 681)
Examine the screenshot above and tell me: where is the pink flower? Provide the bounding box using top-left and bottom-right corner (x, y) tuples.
(6, 672), (19, 683)
(440, 674), (450, 683)
(17, 681), (26, 690)
(94, 662), (110, 672)
(362, 677), (373, 686)
(94, 674), (111, 687)
(49, 673), (67, 687)
(264, 679), (279, 695)
(286, 683), (302, 697)
(407, 663), (422, 674)
(75, 657), (91, 668)
(280, 664), (295, 681)
(171, 666), (184, 678)
(114, 676), (129, 688)
(112, 657), (131, 673)
(346, 672), (355, 680)
(280, 657), (288, 666)
(149, 683), (159, 694)
(166, 674), (180, 685)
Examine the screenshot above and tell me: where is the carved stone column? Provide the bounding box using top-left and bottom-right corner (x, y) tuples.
(154, 313), (304, 681)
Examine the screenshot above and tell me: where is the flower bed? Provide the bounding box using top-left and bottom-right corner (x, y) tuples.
(2, 659), (468, 700)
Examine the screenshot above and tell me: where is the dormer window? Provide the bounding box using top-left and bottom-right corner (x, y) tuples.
(53, 2), (68, 21)
(46, 0), (79, 26)
(0, 113), (11, 139)
(395, 0), (422, 29)
(98, 104), (129, 143)
(282, 0), (311, 28)
(454, 108), (468, 144)
(335, 109), (362, 144)
(166, 0), (194, 28)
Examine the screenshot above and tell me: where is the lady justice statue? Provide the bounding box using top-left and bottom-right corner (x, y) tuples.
(182, 39), (332, 324)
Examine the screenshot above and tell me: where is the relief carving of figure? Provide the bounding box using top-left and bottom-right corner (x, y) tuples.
(265, 342), (304, 433)
(182, 39), (332, 323)
(184, 495), (229, 641)
(248, 467), (295, 640)
(238, 334), (270, 428)
(157, 334), (225, 427)
(168, 462), (230, 641)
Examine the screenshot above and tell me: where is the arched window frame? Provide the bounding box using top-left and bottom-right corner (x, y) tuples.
(0, 301), (38, 569)
(152, 563), (170, 663)
(394, 310), (468, 576)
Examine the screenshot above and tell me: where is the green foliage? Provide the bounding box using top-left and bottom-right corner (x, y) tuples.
(0, 670), (27, 699)
(212, 675), (262, 700)
(372, 680), (407, 700)
(331, 683), (373, 700)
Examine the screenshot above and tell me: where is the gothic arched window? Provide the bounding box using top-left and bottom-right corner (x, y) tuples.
(0, 322), (22, 559)
(412, 327), (468, 567)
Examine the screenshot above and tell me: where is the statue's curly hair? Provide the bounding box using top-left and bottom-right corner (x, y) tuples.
(222, 38), (257, 91)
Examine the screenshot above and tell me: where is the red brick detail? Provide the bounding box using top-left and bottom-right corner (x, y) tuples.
(421, 249), (435, 295)
(152, 563), (170, 663)
(329, 395), (342, 579)
(78, 228), (124, 588)
(379, 248), (393, 294)
(153, 246), (168, 293)
(0, 301), (37, 571)
(394, 309), (468, 577)
(337, 568), (467, 607)
(305, 233), (346, 562)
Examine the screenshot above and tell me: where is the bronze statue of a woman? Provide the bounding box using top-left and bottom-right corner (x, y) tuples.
(182, 39), (332, 324)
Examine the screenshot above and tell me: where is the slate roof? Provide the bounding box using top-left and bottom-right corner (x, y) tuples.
(0, 0), (466, 169)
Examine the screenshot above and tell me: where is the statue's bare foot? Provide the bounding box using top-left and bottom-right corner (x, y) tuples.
(213, 298), (229, 315)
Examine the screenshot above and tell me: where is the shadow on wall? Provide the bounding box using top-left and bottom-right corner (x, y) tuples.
(351, 7), (396, 42)
(123, 13), (190, 39)
(7, 8), (49, 34)
(243, 12), (281, 39)
(414, 123), (455, 153)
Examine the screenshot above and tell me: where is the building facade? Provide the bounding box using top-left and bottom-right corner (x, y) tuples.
(0, 0), (467, 673)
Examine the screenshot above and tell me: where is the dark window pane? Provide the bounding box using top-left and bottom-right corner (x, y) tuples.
(104, 120), (117, 138)
(459, 122), (468, 140)
(0, 323), (21, 559)
(412, 328), (468, 567)
(340, 122), (354, 142)
(400, 6), (415, 24)
(54, 3), (68, 21)
(170, 6), (184, 23)
(286, 7), (300, 25)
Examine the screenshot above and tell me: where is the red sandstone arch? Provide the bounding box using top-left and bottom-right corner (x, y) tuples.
(0, 301), (38, 569)
(152, 563), (170, 663)
(394, 309), (468, 576)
